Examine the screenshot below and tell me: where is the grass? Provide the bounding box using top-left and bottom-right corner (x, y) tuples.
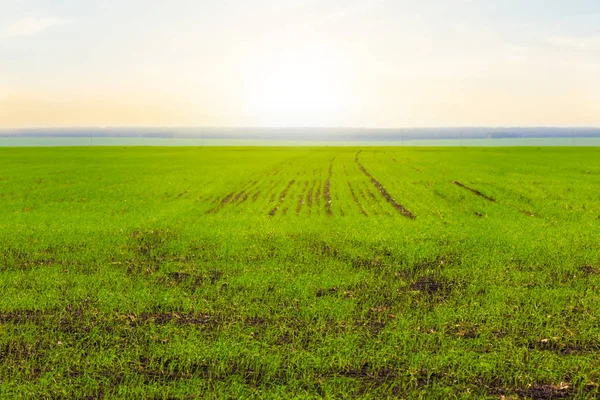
(0, 146), (599, 399)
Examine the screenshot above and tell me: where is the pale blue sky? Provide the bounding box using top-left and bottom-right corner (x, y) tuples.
(1, 0), (599, 127)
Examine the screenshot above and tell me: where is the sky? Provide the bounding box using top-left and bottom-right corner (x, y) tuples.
(0, 0), (599, 128)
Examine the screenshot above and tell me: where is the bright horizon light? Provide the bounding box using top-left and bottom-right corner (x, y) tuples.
(1, 0), (599, 128)
(243, 47), (352, 126)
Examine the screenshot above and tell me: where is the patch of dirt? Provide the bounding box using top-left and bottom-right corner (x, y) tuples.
(244, 316), (268, 327)
(409, 275), (461, 300)
(521, 209), (539, 217)
(527, 338), (600, 355)
(488, 382), (581, 399)
(0, 341), (50, 366)
(339, 363), (397, 383)
(316, 288), (338, 297)
(160, 271), (205, 289)
(453, 181), (496, 202)
(582, 265), (599, 275)
(275, 333), (291, 345)
(167, 271), (190, 282)
(205, 192), (235, 214)
(351, 255), (387, 270)
(359, 304), (397, 336)
(125, 229), (176, 274)
(0, 310), (46, 324)
(136, 356), (210, 383)
(446, 323), (479, 339)
(137, 311), (215, 327)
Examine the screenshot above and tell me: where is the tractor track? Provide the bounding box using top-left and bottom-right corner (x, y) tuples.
(355, 151), (416, 219)
(453, 181), (496, 202)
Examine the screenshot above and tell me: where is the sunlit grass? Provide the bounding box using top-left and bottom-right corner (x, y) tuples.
(1, 146), (599, 398)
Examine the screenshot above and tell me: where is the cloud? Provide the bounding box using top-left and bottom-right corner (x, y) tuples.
(0, 16), (70, 40)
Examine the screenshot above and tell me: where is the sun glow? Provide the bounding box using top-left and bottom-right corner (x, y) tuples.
(244, 47), (351, 126)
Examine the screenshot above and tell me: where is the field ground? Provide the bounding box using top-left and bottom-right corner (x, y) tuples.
(0, 146), (599, 399)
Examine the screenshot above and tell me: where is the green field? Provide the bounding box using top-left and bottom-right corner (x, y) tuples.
(1, 147), (599, 399)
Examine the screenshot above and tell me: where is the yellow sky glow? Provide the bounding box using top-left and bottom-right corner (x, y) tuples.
(1, 1), (599, 128)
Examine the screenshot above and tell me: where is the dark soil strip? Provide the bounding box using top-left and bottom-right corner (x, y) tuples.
(263, 179), (280, 203)
(206, 179), (259, 213)
(365, 184), (378, 200)
(324, 159), (335, 216)
(238, 193), (250, 204)
(355, 153), (416, 219)
(355, 150), (362, 162)
(347, 181), (368, 216)
(280, 180), (296, 202)
(252, 190), (261, 201)
(296, 194), (304, 215)
(234, 181), (259, 203)
(208, 194), (222, 204)
(520, 209), (541, 217)
(269, 180), (296, 217)
(264, 180), (282, 204)
(233, 191), (246, 202)
(296, 181), (309, 215)
(487, 383), (588, 399)
(205, 192), (235, 214)
(358, 185), (379, 216)
(363, 182), (391, 216)
(306, 180), (317, 215)
(344, 164), (369, 216)
(453, 181), (496, 202)
(315, 183), (322, 208)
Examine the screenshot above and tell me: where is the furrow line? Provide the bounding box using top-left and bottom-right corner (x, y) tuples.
(453, 181), (496, 202)
(355, 151), (416, 219)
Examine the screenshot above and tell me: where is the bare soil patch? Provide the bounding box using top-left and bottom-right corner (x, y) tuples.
(488, 382), (584, 399)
